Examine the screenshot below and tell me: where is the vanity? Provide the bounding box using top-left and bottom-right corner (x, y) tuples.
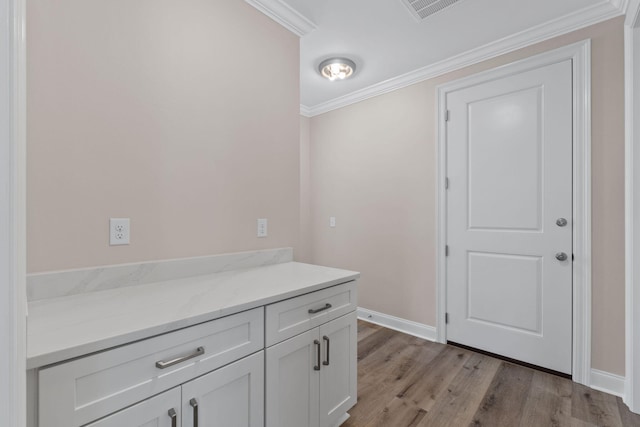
(26, 249), (359, 427)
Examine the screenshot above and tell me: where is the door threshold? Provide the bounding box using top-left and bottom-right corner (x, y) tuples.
(447, 341), (572, 380)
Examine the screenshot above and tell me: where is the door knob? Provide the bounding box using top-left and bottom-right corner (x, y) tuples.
(556, 218), (568, 227)
(556, 252), (568, 261)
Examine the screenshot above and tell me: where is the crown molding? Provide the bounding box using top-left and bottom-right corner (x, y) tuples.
(611, 0), (630, 14)
(625, 0), (640, 25)
(300, 2), (621, 117)
(299, 104), (312, 118)
(245, 0), (316, 37)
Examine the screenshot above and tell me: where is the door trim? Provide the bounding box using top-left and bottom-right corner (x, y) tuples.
(625, 0), (640, 413)
(1, 0), (26, 425)
(436, 40), (592, 385)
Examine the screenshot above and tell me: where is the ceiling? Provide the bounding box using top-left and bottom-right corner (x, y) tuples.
(249, 0), (624, 112)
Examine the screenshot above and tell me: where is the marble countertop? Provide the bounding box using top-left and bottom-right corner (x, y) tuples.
(27, 262), (359, 369)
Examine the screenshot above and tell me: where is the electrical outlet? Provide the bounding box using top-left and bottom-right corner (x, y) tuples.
(257, 218), (268, 238)
(330, 217), (336, 227)
(110, 218), (130, 245)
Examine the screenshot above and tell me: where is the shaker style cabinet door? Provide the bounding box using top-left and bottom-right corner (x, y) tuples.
(85, 387), (181, 427)
(181, 351), (264, 427)
(266, 329), (320, 427)
(319, 312), (357, 427)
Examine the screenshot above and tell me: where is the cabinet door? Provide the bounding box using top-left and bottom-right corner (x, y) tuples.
(181, 351), (264, 427)
(266, 329), (320, 427)
(85, 387), (181, 427)
(319, 311), (357, 427)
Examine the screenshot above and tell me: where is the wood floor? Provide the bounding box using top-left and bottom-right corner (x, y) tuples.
(343, 321), (640, 427)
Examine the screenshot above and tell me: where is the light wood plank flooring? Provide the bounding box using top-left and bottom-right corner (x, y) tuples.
(343, 321), (640, 427)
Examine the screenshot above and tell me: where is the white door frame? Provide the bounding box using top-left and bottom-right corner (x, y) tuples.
(1, 0), (27, 425)
(436, 40), (592, 385)
(625, 0), (640, 414)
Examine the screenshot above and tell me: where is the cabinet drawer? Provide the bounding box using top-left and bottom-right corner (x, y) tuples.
(265, 281), (357, 347)
(39, 307), (264, 427)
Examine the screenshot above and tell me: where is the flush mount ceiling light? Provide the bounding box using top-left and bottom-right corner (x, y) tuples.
(318, 57), (356, 81)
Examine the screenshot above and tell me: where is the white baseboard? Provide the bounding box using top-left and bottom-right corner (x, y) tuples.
(357, 307), (437, 342)
(590, 369), (626, 398)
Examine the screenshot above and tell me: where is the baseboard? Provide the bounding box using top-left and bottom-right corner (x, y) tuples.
(590, 369), (626, 398)
(357, 307), (436, 342)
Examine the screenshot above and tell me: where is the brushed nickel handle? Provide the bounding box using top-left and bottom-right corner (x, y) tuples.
(168, 408), (177, 427)
(556, 252), (568, 261)
(155, 347), (204, 369)
(323, 335), (330, 366)
(314, 339), (321, 371)
(309, 303), (332, 314)
(556, 218), (568, 227)
(190, 398), (199, 427)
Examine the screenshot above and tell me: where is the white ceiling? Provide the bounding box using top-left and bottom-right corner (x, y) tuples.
(277, 0), (619, 109)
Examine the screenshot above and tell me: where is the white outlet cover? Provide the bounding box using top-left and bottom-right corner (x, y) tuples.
(110, 218), (130, 245)
(257, 218), (268, 238)
(330, 217), (336, 227)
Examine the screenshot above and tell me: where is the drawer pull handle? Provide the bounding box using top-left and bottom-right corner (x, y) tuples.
(190, 398), (199, 427)
(155, 346), (205, 369)
(314, 339), (321, 371)
(308, 303), (332, 314)
(323, 335), (330, 366)
(168, 408), (177, 427)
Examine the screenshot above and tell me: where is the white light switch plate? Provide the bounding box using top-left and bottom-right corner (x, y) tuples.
(110, 218), (130, 245)
(330, 217), (336, 227)
(257, 218), (268, 238)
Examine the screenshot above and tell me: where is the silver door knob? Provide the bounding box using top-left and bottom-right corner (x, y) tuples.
(556, 218), (568, 227)
(556, 252), (568, 261)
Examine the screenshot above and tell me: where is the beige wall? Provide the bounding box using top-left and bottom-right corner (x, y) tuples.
(308, 17), (626, 375)
(27, 0), (301, 272)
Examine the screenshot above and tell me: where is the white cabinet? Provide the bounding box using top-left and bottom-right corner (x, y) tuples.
(39, 308), (264, 427)
(182, 351), (264, 427)
(33, 279), (358, 427)
(266, 311), (357, 427)
(319, 312), (357, 427)
(266, 281), (357, 347)
(85, 387), (181, 427)
(266, 329), (320, 427)
(85, 351), (263, 427)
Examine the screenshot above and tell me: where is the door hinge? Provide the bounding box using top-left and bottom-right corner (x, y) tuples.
(445, 177), (449, 189)
(445, 313), (449, 324)
(445, 245), (449, 256)
(445, 110), (450, 122)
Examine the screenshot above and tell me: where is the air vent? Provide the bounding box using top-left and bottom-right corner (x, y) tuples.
(401, 0), (464, 21)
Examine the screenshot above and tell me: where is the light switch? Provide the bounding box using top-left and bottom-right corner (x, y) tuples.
(330, 217), (336, 227)
(257, 218), (268, 237)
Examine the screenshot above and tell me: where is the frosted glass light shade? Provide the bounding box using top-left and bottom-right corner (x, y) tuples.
(319, 58), (356, 81)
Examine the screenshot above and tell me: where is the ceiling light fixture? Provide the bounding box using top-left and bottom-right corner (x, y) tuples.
(319, 57), (356, 81)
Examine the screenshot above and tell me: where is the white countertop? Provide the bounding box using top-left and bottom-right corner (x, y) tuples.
(27, 262), (359, 369)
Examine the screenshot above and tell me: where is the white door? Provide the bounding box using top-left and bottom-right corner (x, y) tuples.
(446, 59), (573, 374)
(85, 387), (181, 427)
(319, 312), (357, 427)
(266, 329), (320, 427)
(181, 351), (264, 427)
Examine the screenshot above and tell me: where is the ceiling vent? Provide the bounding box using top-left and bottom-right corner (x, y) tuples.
(401, 0), (464, 21)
